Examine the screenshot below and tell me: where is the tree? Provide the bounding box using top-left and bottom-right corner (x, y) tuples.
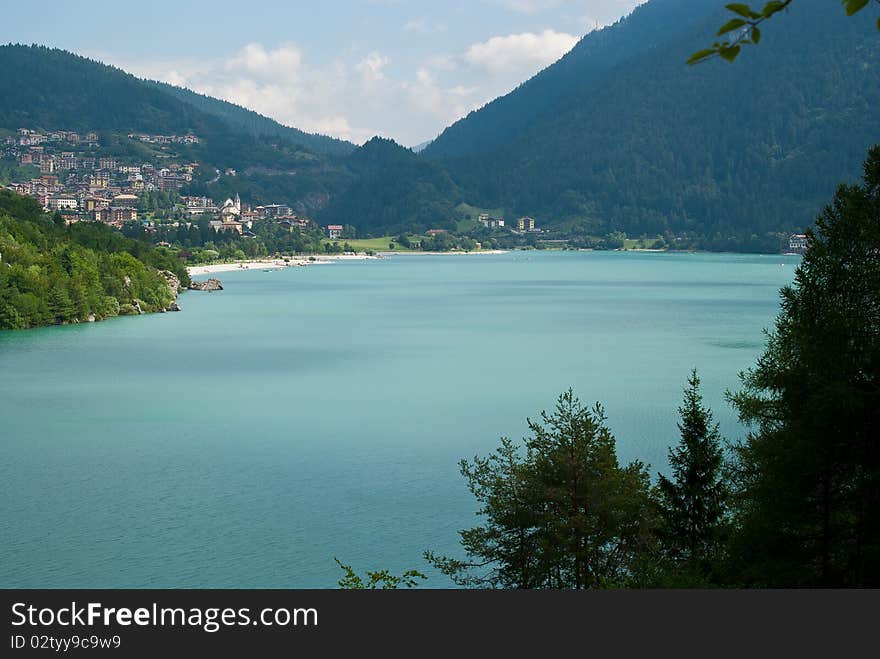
(690, 0), (879, 64)
(727, 146), (880, 586)
(656, 370), (728, 583)
(334, 558), (426, 589)
(426, 390), (657, 588)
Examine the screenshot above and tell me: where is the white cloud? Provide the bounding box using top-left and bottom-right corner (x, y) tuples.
(465, 29), (578, 74)
(355, 51), (389, 84)
(226, 42), (302, 81)
(164, 69), (189, 87)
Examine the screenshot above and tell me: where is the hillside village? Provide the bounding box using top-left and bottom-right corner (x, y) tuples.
(1, 127), (548, 254)
(1, 128), (317, 234)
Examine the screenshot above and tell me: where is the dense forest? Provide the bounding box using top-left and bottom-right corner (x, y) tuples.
(317, 138), (464, 235)
(0, 190), (188, 329)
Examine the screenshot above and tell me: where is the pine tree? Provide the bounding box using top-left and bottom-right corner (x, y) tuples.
(728, 146), (880, 586)
(426, 390), (656, 588)
(656, 369), (727, 583)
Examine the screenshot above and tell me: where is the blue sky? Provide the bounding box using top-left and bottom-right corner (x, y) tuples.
(1, 1), (645, 145)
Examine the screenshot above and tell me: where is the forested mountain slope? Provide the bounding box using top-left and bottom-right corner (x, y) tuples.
(424, 0), (720, 159)
(427, 0), (880, 241)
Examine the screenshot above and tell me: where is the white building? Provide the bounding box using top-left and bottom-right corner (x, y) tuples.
(219, 194), (242, 220)
(789, 234), (808, 254)
(46, 196), (78, 211)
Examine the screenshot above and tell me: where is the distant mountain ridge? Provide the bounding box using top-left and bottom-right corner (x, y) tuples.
(151, 81), (355, 157)
(0, 44), (351, 161)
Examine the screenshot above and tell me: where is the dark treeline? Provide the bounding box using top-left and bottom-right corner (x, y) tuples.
(0, 190), (188, 330)
(424, 147), (880, 588)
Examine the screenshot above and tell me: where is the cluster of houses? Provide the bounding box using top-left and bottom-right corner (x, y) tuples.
(127, 133), (200, 145)
(3, 129), (325, 237)
(478, 213), (539, 233)
(194, 194), (312, 235)
(2, 128), (205, 226)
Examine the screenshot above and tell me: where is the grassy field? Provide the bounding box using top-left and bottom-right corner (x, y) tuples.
(624, 237), (664, 250)
(340, 236), (416, 252)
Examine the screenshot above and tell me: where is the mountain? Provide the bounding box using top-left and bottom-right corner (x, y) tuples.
(151, 81), (355, 157)
(318, 137), (462, 234)
(0, 45), (345, 173)
(425, 0), (719, 160)
(424, 0), (880, 243)
(0, 46), (455, 226)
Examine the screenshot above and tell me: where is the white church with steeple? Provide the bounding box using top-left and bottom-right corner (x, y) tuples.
(208, 193), (244, 234)
(219, 193), (241, 220)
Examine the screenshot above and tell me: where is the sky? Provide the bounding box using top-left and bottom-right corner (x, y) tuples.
(1, 0), (645, 146)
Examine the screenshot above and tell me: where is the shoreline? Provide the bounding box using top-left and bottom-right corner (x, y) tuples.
(187, 254), (379, 276)
(380, 249), (508, 256)
(187, 248), (794, 276)
(187, 250), (508, 276)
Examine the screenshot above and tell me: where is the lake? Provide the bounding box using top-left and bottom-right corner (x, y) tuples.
(0, 251), (798, 587)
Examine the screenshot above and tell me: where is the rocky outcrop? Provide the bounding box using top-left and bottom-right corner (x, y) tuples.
(118, 299), (146, 316)
(159, 270), (183, 294)
(189, 278), (223, 291)
(157, 270), (184, 313)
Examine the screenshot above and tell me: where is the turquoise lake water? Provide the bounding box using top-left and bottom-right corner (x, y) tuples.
(0, 251), (799, 588)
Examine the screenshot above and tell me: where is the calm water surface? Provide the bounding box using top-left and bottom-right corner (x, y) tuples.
(0, 251), (798, 587)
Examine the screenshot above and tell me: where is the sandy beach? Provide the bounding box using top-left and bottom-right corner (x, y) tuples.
(187, 251), (506, 275)
(187, 254), (381, 276)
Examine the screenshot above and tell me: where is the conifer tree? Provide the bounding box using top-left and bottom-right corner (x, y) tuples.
(656, 370), (728, 583)
(427, 390), (656, 588)
(728, 146), (880, 586)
